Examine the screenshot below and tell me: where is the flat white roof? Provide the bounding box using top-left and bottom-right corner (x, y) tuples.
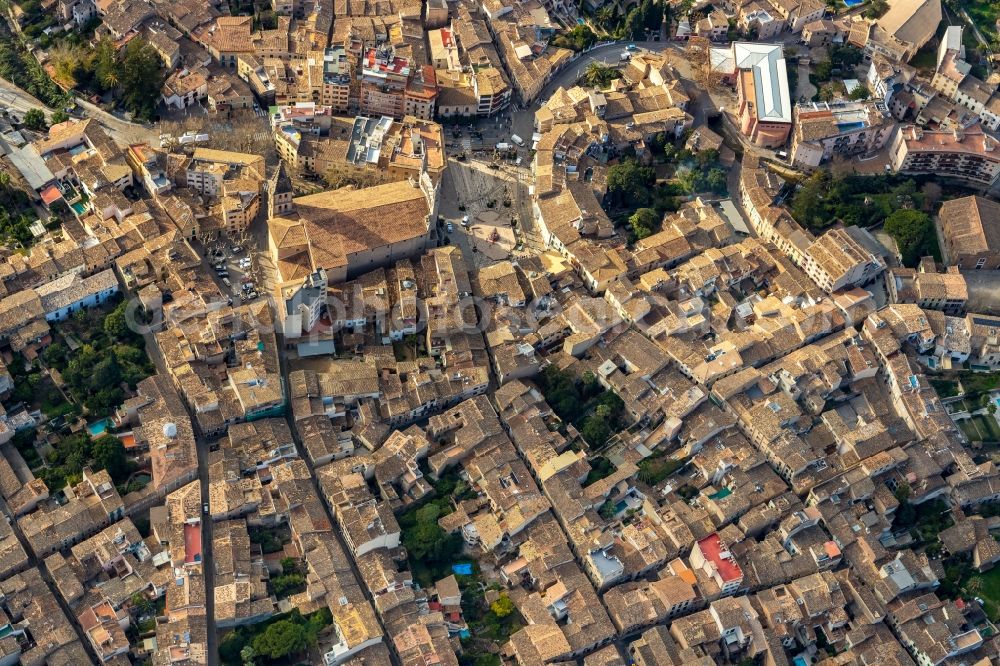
(733, 42), (792, 124)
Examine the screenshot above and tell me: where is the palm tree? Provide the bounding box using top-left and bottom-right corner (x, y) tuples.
(596, 5), (615, 27)
(583, 62), (616, 88)
(102, 69), (120, 91)
(49, 44), (81, 87)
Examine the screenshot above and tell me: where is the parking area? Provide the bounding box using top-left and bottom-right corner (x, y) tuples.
(438, 150), (536, 269)
(193, 234), (268, 306)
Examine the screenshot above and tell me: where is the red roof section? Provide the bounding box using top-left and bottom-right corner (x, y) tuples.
(698, 533), (743, 583)
(184, 523), (202, 564)
(40, 184), (62, 205)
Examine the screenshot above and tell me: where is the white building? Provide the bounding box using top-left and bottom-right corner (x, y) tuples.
(35, 269), (120, 322)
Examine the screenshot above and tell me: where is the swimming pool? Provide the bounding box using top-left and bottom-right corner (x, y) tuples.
(131, 472), (151, 484)
(87, 419), (109, 437)
(709, 487), (733, 500)
(843, 0), (864, 6)
(837, 121), (865, 132)
(71, 201), (88, 215)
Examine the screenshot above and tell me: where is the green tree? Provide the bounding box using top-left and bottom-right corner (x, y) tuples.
(22, 108), (46, 131)
(490, 593), (515, 618)
(240, 645), (256, 666)
(251, 619), (309, 660)
(863, 0), (888, 19)
(130, 591), (154, 616)
(638, 454), (684, 485)
(553, 24), (597, 51)
(894, 481), (911, 504)
(607, 159), (655, 207)
(790, 170), (830, 228)
(706, 168), (727, 194)
(257, 9), (277, 29)
(813, 59), (833, 82)
(831, 46), (863, 68)
(304, 608), (332, 644)
(402, 502), (462, 564)
(695, 149), (719, 168)
(92, 434), (131, 484)
(849, 85), (871, 100)
(629, 207), (659, 239)
(619, 0), (662, 38)
(271, 573), (306, 597)
(595, 5), (616, 29)
(117, 39), (163, 121)
(41, 342), (67, 368)
(93, 38), (118, 89)
(50, 109), (69, 125)
(598, 500), (617, 519)
(581, 62), (620, 88)
(884, 209), (937, 267)
(103, 300), (131, 339)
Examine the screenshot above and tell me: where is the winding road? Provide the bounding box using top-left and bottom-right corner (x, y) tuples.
(0, 76), (159, 147)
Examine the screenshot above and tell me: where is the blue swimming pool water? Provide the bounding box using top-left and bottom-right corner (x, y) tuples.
(452, 563), (473, 575)
(837, 121), (865, 132)
(709, 487), (733, 500)
(843, 0), (864, 6)
(71, 201), (87, 215)
(87, 419), (109, 436)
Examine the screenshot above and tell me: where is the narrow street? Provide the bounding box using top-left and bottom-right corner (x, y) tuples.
(0, 493), (105, 664)
(140, 319), (219, 666)
(272, 328), (394, 654)
(0, 76), (159, 147)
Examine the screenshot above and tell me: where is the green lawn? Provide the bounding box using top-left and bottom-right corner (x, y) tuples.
(960, 372), (1000, 397)
(966, 566), (1000, 621)
(930, 378), (960, 398)
(960, 0), (999, 44)
(959, 415), (1000, 443)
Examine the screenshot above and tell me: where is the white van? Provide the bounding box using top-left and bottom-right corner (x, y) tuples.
(510, 134), (525, 146)
(496, 142), (511, 151)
